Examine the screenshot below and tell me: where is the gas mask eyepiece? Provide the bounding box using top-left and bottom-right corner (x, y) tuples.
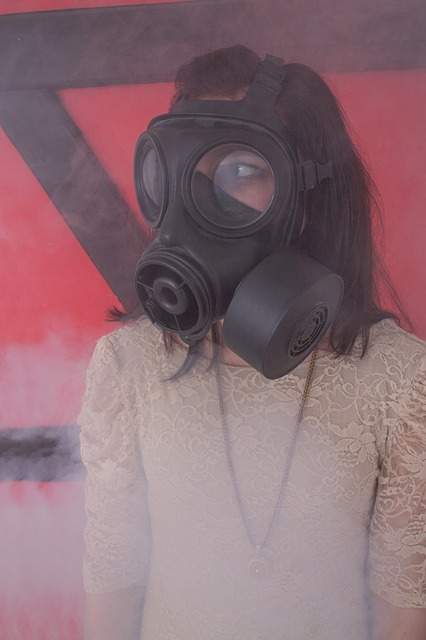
(135, 136), (167, 227)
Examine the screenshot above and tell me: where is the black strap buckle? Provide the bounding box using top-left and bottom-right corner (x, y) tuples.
(298, 160), (333, 191)
(245, 54), (286, 102)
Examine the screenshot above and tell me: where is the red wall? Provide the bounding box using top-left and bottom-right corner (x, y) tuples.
(0, 0), (183, 15)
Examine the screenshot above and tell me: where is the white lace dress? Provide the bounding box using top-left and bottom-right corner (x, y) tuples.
(78, 317), (426, 640)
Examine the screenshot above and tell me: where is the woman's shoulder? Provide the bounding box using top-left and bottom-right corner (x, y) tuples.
(349, 319), (426, 394)
(365, 318), (426, 363)
(95, 315), (164, 370)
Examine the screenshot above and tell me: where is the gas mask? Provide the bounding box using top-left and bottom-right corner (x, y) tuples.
(134, 55), (343, 379)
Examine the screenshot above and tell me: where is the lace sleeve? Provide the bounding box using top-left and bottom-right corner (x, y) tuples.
(78, 334), (151, 594)
(368, 356), (426, 607)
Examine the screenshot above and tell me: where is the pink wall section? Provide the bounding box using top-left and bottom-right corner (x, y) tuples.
(0, 125), (118, 348)
(0, 0), (184, 16)
(0, 83), (174, 430)
(327, 69), (426, 337)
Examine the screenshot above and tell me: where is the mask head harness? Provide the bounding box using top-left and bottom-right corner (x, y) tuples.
(134, 55), (343, 378)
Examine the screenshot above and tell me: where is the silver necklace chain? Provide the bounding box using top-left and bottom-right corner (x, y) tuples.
(215, 350), (318, 566)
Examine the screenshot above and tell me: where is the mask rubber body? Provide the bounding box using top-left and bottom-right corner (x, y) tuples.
(134, 55), (343, 378)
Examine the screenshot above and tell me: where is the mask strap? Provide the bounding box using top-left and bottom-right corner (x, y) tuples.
(244, 54), (287, 104)
(297, 160), (333, 191)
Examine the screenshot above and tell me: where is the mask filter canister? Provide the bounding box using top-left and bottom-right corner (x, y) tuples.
(223, 249), (343, 379)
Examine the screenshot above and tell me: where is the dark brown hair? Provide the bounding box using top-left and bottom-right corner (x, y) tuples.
(110, 45), (407, 376)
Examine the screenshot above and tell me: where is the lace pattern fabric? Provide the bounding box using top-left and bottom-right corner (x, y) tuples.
(368, 356), (426, 606)
(79, 336), (151, 593)
(78, 318), (426, 639)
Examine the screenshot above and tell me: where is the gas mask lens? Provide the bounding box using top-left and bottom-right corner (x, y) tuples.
(135, 139), (165, 226)
(142, 148), (161, 205)
(191, 144), (275, 229)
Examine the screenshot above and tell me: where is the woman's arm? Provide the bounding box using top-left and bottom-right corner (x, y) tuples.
(371, 593), (426, 640)
(368, 354), (426, 635)
(79, 334), (151, 640)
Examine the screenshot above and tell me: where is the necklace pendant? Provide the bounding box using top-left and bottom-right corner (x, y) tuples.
(249, 546), (273, 578)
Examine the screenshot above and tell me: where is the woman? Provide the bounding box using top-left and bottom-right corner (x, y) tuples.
(79, 46), (426, 640)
